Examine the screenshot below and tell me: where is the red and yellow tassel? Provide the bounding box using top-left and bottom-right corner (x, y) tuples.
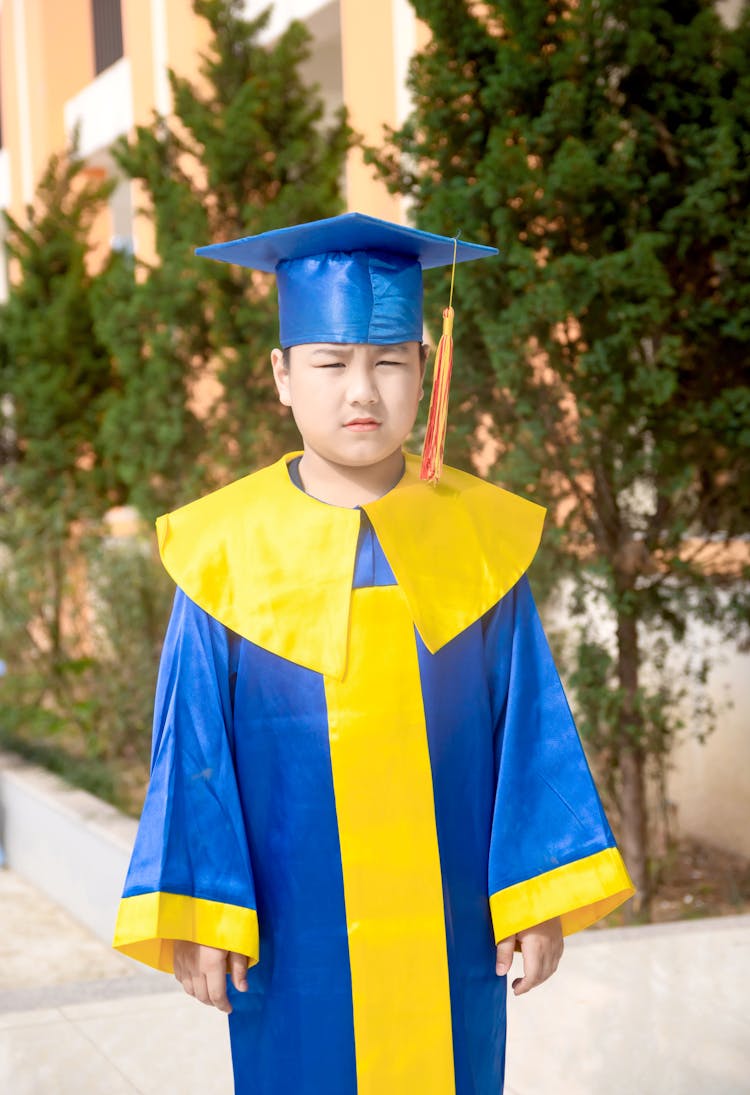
(419, 306), (454, 483)
(420, 238), (458, 484)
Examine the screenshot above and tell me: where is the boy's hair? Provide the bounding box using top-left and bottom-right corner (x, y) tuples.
(281, 343), (429, 369)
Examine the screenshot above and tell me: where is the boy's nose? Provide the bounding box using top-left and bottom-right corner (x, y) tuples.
(347, 365), (378, 404)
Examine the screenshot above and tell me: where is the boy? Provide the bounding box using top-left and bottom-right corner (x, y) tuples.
(113, 213), (633, 1094)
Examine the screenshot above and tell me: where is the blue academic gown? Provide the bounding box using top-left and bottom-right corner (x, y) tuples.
(114, 453), (633, 1095)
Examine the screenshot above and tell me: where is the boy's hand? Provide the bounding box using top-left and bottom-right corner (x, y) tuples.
(495, 915), (563, 996)
(173, 940), (249, 1014)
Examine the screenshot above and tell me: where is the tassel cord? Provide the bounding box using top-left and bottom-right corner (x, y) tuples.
(420, 238), (458, 483)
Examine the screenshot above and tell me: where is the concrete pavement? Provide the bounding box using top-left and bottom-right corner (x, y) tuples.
(1, 867), (748, 1094)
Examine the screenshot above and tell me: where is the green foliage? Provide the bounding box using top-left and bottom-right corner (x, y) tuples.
(80, 531), (174, 767)
(0, 509), (172, 815)
(0, 146), (131, 762)
(371, 0), (750, 902)
(93, 0), (353, 515)
(89, 250), (208, 520)
(0, 140), (172, 815)
(0, 148), (116, 516)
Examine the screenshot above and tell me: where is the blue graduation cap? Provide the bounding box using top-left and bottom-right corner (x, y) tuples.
(195, 212), (497, 349)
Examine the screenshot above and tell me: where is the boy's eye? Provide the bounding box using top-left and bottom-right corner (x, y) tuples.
(377, 359), (407, 367)
(315, 361), (346, 368)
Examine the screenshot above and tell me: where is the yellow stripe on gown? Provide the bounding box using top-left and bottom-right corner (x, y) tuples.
(324, 585), (456, 1095)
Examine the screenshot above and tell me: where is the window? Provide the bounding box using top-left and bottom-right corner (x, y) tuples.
(92, 0), (124, 76)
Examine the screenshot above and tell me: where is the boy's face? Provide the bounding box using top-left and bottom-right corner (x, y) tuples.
(271, 342), (425, 470)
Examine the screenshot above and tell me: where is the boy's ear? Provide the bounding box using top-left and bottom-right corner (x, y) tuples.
(419, 343), (430, 384)
(271, 347), (292, 407)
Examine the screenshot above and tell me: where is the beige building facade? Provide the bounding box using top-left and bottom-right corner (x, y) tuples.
(0, 0), (421, 290)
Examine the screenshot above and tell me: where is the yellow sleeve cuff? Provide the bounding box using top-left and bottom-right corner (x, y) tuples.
(112, 891), (260, 974)
(489, 846), (635, 942)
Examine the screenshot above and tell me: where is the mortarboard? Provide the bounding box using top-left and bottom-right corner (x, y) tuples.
(196, 212), (498, 480)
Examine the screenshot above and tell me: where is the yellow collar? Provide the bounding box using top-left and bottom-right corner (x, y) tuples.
(156, 452), (545, 680)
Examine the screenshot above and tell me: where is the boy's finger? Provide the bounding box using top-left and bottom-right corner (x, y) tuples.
(206, 965), (232, 1013)
(172, 940), (191, 983)
(191, 973), (211, 1005)
(495, 936), (516, 975)
(512, 966), (537, 995)
(229, 951), (249, 993)
(512, 944), (541, 996)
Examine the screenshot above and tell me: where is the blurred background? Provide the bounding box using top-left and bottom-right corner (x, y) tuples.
(0, 0), (748, 935)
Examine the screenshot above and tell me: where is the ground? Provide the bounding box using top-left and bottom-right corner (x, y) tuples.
(602, 836), (750, 926)
(649, 836), (750, 923)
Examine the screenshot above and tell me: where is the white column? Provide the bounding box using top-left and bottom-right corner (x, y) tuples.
(391, 0), (417, 221)
(391, 0), (416, 128)
(12, 0), (34, 204)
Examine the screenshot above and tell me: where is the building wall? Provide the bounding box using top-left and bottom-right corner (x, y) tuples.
(0, 0), (414, 272)
(340, 0), (401, 220)
(2, 0), (94, 217)
(544, 579), (750, 861)
(666, 620), (750, 858)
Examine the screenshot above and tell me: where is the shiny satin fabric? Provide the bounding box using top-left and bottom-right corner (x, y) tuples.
(114, 468), (634, 1094)
(277, 250), (424, 347)
(195, 211), (499, 274)
(154, 451), (547, 680)
(194, 212), (498, 347)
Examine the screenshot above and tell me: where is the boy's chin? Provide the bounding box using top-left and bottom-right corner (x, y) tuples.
(338, 446), (405, 469)
(306, 443), (406, 472)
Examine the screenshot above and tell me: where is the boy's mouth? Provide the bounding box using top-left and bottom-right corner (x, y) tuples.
(344, 418), (381, 431)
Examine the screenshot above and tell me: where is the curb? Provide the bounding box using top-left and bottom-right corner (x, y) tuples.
(0, 750), (137, 944)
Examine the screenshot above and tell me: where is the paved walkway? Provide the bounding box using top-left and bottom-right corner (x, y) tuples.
(1, 867), (748, 1093)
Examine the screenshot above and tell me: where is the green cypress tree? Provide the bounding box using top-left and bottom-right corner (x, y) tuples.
(93, 0), (352, 518)
(1, 149), (115, 517)
(0, 146), (116, 725)
(371, 0), (750, 915)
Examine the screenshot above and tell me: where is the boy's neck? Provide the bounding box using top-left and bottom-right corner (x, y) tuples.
(297, 447), (406, 508)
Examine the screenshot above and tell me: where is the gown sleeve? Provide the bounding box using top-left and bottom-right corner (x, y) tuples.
(112, 589), (259, 974)
(484, 575), (634, 942)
